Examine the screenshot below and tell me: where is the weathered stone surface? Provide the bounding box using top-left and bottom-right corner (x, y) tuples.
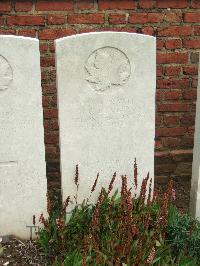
(56, 32), (156, 205)
(190, 57), (200, 220)
(0, 36), (47, 238)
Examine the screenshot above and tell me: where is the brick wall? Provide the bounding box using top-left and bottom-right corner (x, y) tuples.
(1, 0), (199, 207)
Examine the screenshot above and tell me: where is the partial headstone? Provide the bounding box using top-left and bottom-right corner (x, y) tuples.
(190, 56), (200, 220)
(56, 32), (156, 205)
(0, 36), (47, 238)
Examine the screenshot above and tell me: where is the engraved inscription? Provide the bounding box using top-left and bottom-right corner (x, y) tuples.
(0, 161), (18, 167)
(0, 55), (13, 91)
(85, 47), (131, 92)
(69, 98), (135, 128)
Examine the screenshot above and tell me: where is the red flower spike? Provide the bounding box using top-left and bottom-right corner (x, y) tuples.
(147, 246), (156, 264)
(75, 164), (79, 186)
(134, 158), (138, 189)
(108, 172), (116, 194)
(91, 173), (99, 193)
(32, 215), (36, 226)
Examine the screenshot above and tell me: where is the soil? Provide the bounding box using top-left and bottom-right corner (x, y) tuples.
(155, 175), (191, 213)
(0, 238), (49, 266)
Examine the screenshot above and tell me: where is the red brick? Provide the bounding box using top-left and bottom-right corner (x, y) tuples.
(156, 127), (186, 137)
(184, 13), (200, 23)
(183, 90), (197, 100)
(98, 0), (135, 10)
(51, 120), (59, 130)
(44, 119), (58, 130)
(156, 66), (163, 77)
(77, 0), (94, 10)
(183, 66), (198, 75)
(41, 70), (48, 82)
(49, 42), (55, 52)
(44, 120), (50, 131)
(165, 39), (182, 49)
(156, 115), (162, 126)
(180, 137), (194, 147)
(18, 29), (36, 37)
(0, 17), (5, 26)
(190, 52), (199, 63)
(139, 0), (154, 9)
(162, 137), (180, 148)
(42, 96), (49, 107)
(40, 42), (48, 53)
(98, 27), (131, 32)
(183, 39), (200, 49)
(180, 115), (195, 126)
(129, 13), (163, 23)
(49, 69), (56, 81)
(0, 29), (16, 35)
(155, 163), (178, 174)
(15, 1), (33, 11)
(156, 91), (162, 102)
(163, 13), (182, 23)
(99, 27), (137, 33)
(41, 56), (55, 67)
(68, 14), (104, 24)
(45, 145), (57, 156)
(48, 15), (65, 25)
(155, 140), (162, 149)
(154, 150), (171, 161)
(157, 26), (192, 36)
(45, 133), (59, 144)
(164, 66), (181, 76)
(7, 15), (45, 26)
(194, 26), (200, 35)
(157, 103), (190, 112)
(192, 78), (198, 88)
(157, 79), (190, 89)
(164, 115), (179, 125)
(163, 90), (181, 100)
(43, 84), (56, 94)
(157, 52), (188, 64)
(38, 28), (76, 40)
(141, 26), (154, 35)
(79, 28), (100, 34)
(156, 40), (164, 50)
(126, 28), (138, 33)
(171, 149), (193, 159)
(50, 95), (57, 106)
(191, 0), (200, 8)
(35, 0), (73, 11)
(108, 14), (126, 24)
(0, 1), (12, 12)
(156, 0), (188, 8)
(44, 108), (58, 119)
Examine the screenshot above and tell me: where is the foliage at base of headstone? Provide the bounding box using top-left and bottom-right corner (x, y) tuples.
(167, 205), (200, 263)
(36, 163), (200, 265)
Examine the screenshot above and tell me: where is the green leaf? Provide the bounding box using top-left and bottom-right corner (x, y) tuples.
(0, 245), (4, 257)
(156, 240), (161, 247)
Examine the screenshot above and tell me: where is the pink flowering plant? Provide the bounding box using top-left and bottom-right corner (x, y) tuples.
(36, 161), (199, 265)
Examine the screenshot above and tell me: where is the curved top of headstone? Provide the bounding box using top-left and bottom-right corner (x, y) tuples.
(55, 31), (155, 42)
(55, 32), (155, 93)
(0, 34), (39, 42)
(0, 35), (39, 93)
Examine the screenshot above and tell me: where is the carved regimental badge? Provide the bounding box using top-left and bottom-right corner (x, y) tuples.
(0, 56), (13, 91)
(85, 47), (131, 92)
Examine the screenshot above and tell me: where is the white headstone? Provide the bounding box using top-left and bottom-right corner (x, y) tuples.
(190, 57), (200, 219)
(56, 32), (156, 205)
(0, 36), (47, 238)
